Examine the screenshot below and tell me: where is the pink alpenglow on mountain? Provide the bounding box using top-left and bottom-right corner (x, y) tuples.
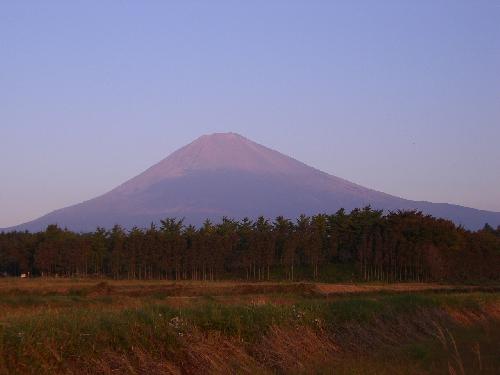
(6, 133), (500, 232)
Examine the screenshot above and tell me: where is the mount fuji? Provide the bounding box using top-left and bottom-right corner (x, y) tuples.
(6, 132), (500, 232)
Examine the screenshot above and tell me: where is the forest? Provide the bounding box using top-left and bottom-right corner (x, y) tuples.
(1, 207), (499, 283)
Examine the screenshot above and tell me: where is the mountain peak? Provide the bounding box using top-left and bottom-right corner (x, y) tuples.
(6, 132), (500, 232)
(197, 132), (246, 140)
(187, 132), (252, 153)
(113, 132), (311, 195)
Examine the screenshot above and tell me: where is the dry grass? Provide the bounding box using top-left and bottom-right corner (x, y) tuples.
(2, 277), (495, 298)
(314, 282), (499, 296)
(0, 278), (499, 374)
(255, 325), (339, 373)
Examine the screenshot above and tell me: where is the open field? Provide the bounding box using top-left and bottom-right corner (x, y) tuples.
(0, 279), (499, 374)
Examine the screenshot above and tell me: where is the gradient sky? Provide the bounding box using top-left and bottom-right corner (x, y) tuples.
(1, 1), (499, 228)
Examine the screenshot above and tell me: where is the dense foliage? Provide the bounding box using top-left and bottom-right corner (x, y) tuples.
(1, 208), (499, 282)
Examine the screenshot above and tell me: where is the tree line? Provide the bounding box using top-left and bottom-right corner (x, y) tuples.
(1, 207), (499, 283)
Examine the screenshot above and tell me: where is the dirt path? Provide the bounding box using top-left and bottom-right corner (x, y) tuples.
(0, 278), (497, 297)
(313, 283), (499, 296)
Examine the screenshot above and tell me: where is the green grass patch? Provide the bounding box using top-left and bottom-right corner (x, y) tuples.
(0, 291), (498, 374)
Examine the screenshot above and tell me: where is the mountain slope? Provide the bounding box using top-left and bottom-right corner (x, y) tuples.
(5, 132), (500, 232)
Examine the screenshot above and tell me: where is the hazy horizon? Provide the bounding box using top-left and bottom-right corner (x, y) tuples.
(2, 1), (500, 227)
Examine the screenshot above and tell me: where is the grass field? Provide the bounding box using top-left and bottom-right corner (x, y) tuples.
(0, 278), (499, 374)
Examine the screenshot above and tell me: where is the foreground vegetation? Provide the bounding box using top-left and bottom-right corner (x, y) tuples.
(1, 208), (500, 283)
(0, 279), (499, 374)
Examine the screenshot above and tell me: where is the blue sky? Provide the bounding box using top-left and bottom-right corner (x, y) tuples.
(1, 1), (499, 227)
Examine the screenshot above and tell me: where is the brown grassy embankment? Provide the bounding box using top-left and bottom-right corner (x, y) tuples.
(0, 278), (499, 374)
